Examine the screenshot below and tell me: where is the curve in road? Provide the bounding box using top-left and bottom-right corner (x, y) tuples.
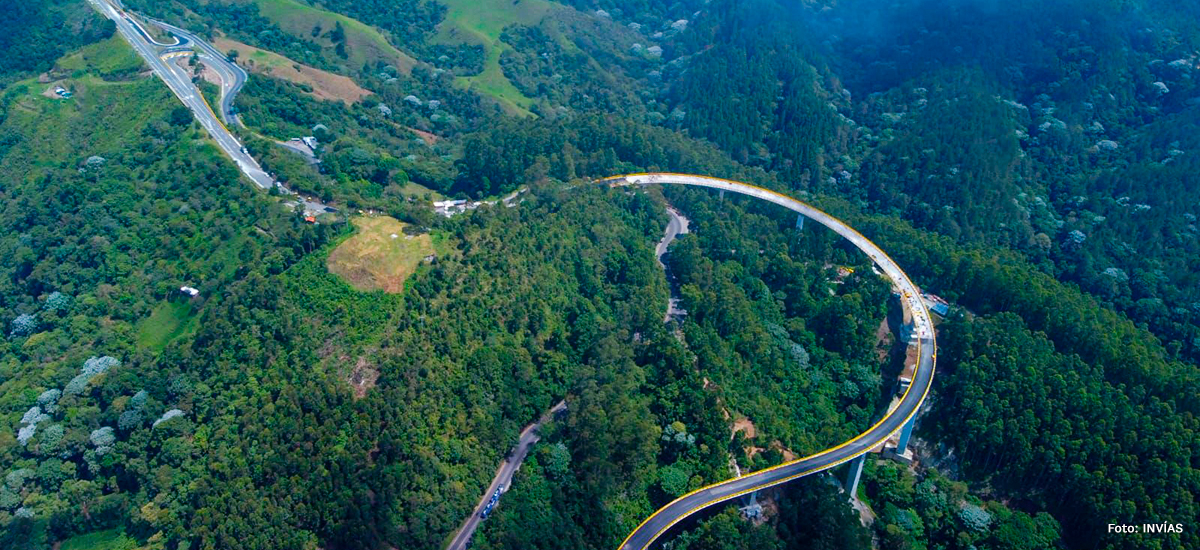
(123, 12), (184, 48)
(600, 173), (936, 550)
(149, 19), (249, 126)
(87, 0), (274, 189)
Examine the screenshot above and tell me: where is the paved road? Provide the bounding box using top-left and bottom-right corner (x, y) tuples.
(601, 173), (936, 550)
(86, 0), (273, 189)
(122, 12), (183, 47)
(149, 19), (249, 126)
(656, 206), (690, 323)
(655, 206), (690, 262)
(446, 401), (567, 550)
(278, 139), (321, 163)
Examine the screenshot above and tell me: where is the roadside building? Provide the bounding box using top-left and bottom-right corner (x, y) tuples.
(434, 199), (469, 217)
(923, 293), (950, 317)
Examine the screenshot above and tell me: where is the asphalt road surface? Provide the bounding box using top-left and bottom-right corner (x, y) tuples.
(149, 19), (249, 126)
(446, 401), (567, 550)
(656, 206), (690, 323)
(602, 173), (936, 550)
(86, 0), (274, 189)
(655, 206), (690, 263)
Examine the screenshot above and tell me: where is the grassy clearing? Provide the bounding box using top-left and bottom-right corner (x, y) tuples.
(453, 46), (534, 115)
(2, 36), (164, 176)
(58, 528), (137, 550)
(54, 35), (145, 78)
(251, 0), (417, 74)
(214, 36), (371, 103)
(136, 300), (199, 351)
(432, 0), (564, 115)
(1, 74), (171, 178)
(438, 0), (557, 42)
(396, 180), (444, 200)
(327, 216), (436, 293)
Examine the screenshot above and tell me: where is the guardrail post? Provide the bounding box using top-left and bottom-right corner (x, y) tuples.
(844, 454), (866, 500)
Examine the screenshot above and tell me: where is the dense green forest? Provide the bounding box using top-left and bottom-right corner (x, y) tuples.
(0, 0), (115, 88)
(657, 0), (1200, 368)
(470, 186), (900, 549)
(0, 29), (332, 548)
(2, 0), (1199, 549)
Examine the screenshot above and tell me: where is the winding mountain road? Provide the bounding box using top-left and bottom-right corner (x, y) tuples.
(86, 0), (273, 189)
(150, 19), (249, 126)
(84, 3), (936, 544)
(656, 206), (690, 323)
(446, 401), (567, 550)
(602, 173), (936, 550)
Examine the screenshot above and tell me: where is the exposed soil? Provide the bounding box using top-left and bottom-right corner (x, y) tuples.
(347, 355), (380, 399)
(326, 216), (434, 293)
(874, 317), (894, 362)
(197, 62), (222, 87)
(732, 416), (757, 439)
(771, 441), (797, 462)
(41, 82), (71, 99)
(214, 37), (371, 103)
(408, 126), (440, 144)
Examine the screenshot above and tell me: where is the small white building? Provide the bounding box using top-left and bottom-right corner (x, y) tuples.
(180, 286), (200, 297)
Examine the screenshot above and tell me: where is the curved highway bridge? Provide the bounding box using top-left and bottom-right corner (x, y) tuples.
(601, 173), (937, 550)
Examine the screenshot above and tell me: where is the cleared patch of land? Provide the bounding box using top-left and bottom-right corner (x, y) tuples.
(732, 416), (758, 439)
(347, 355), (379, 398)
(2, 73), (172, 177)
(41, 82), (70, 99)
(395, 180), (444, 200)
(407, 126), (440, 145)
(214, 36), (371, 103)
(439, 0), (557, 40)
(432, 0), (565, 115)
(58, 528), (137, 550)
(327, 216), (434, 293)
(250, 0), (417, 74)
(136, 300), (199, 351)
(54, 35), (145, 78)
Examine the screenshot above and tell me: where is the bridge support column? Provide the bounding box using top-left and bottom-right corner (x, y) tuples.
(739, 491), (763, 520)
(796, 214), (805, 230)
(896, 415), (916, 455)
(719, 189), (725, 201)
(844, 454), (866, 500)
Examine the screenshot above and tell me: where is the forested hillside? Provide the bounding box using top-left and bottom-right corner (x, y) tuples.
(0, 0), (115, 88)
(470, 187), (899, 550)
(0, 26), (331, 548)
(653, 0), (1200, 367)
(1, 0), (1198, 549)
